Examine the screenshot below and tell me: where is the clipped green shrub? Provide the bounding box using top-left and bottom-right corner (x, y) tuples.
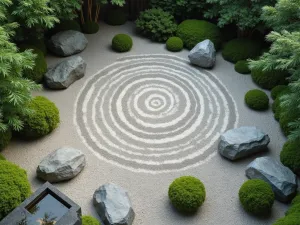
(19, 45), (47, 83)
(235, 60), (251, 74)
(136, 8), (177, 42)
(245, 89), (269, 111)
(0, 130), (12, 151)
(0, 160), (31, 220)
(49, 20), (81, 36)
(239, 179), (274, 215)
(0, 154), (5, 160)
(272, 97), (281, 120)
(82, 215), (101, 225)
(222, 39), (262, 63)
(112, 34), (133, 52)
(176, 20), (222, 50)
(105, 8), (127, 25)
(251, 68), (289, 90)
(279, 113), (297, 136)
(280, 140), (300, 176)
(18, 96), (60, 139)
(273, 215), (300, 225)
(82, 21), (99, 34)
(168, 176), (206, 213)
(271, 85), (288, 100)
(166, 37), (183, 52)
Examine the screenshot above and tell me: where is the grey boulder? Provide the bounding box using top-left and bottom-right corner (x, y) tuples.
(48, 30), (88, 57)
(246, 156), (298, 202)
(188, 39), (216, 68)
(37, 147), (86, 183)
(45, 56), (86, 89)
(218, 126), (270, 160)
(93, 183), (135, 225)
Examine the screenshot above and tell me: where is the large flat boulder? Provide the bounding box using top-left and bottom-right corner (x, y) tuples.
(218, 126), (270, 160)
(93, 183), (135, 225)
(37, 147), (86, 183)
(45, 56), (86, 89)
(48, 30), (88, 57)
(188, 39), (216, 68)
(246, 156), (298, 202)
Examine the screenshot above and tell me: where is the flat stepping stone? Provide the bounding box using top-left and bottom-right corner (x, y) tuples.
(45, 56), (86, 89)
(188, 39), (216, 68)
(37, 147), (86, 183)
(246, 156), (298, 202)
(218, 126), (270, 160)
(48, 30), (88, 57)
(93, 183), (135, 225)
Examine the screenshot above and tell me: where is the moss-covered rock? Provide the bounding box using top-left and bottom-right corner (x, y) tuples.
(0, 130), (12, 151)
(82, 21), (99, 34)
(112, 34), (133, 52)
(235, 60), (251, 74)
(82, 215), (101, 225)
(245, 89), (269, 111)
(166, 37), (183, 52)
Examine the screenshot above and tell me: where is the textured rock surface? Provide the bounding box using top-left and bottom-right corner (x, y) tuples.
(188, 39), (216, 68)
(246, 157), (298, 202)
(48, 30), (88, 56)
(37, 147), (86, 182)
(93, 183), (135, 225)
(45, 56), (86, 89)
(218, 126), (270, 160)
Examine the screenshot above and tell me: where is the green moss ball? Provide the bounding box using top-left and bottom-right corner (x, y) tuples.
(245, 89), (269, 111)
(271, 85), (288, 100)
(166, 37), (183, 52)
(280, 140), (300, 176)
(105, 8), (127, 26)
(273, 215), (300, 225)
(251, 68), (289, 90)
(0, 160), (31, 220)
(112, 34), (133, 52)
(176, 20), (222, 50)
(82, 21), (100, 34)
(18, 96), (60, 139)
(222, 39), (262, 63)
(0, 154), (6, 160)
(82, 215), (101, 225)
(168, 176), (206, 213)
(0, 130), (12, 151)
(235, 60), (251, 74)
(239, 179), (274, 215)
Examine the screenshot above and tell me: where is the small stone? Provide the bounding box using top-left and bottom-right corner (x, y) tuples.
(188, 39), (216, 68)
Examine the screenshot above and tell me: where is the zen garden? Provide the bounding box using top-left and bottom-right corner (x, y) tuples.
(0, 0), (300, 224)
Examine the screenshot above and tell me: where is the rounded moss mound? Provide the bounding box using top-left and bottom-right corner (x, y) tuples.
(286, 203), (300, 216)
(168, 176), (206, 213)
(166, 37), (183, 52)
(279, 112), (296, 136)
(280, 140), (300, 175)
(222, 39), (262, 63)
(273, 215), (300, 225)
(0, 130), (12, 151)
(82, 215), (101, 225)
(105, 8), (127, 26)
(112, 34), (133, 52)
(271, 85), (288, 100)
(176, 20), (222, 50)
(49, 20), (81, 36)
(82, 21), (99, 34)
(245, 89), (269, 111)
(0, 154), (5, 160)
(19, 45), (47, 83)
(292, 195), (300, 205)
(235, 60), (251, 74)
(239, 179), (274, 215)
(0, 160), (31, 220)
(251, 68), (289, 90)
(18, 96), (60, 139)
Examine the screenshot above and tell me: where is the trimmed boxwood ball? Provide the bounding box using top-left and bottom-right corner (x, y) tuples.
(251, 68), (289, 90)
(176, 20), (222, 50)
(18, 96), (60, 139)
(222, 39), (262, 63)
(280, 140), (300, 175)
(82, 215), (101, 225)
(239, 179), (274, 215)
(0, 154), (5, 160)
(168, 176), (206, 213)
(81, 21), (100, 34)
(0, 160), (31, 220)
(112, 34), (133, 52)
(105, 8), (127, 26)
(166, 37), (183, 52)
(0, 130), (12, 151)
(273, 215), (300, 225)
(235, 60), (251, 74)
(271, 85), (288, 100)
(245, 89), (269, 111)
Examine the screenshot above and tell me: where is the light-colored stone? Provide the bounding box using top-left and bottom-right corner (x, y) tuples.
(48, 30), (88, 57)
(188, 39), (216, 68)
(93, 183), (135, 225)
(246, 156), (298, 202)
(37, 147), (86, 183)
(218, 126), (270, 160)
(45, 56), (86, 89)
